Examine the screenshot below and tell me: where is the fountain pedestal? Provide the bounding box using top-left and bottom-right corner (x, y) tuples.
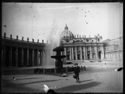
(51, 46), (66, 74)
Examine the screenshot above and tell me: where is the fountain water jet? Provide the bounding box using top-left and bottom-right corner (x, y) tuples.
(41, 21), (61, 69)
(41, 21), (67, 74)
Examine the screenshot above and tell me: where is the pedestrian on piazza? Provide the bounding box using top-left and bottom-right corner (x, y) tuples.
(73, 63), (80, 82)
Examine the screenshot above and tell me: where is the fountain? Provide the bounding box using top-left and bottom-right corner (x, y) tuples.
(51, 46), (66, 74)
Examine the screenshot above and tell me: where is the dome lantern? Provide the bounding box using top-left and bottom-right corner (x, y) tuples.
(65, 24), (68, 30)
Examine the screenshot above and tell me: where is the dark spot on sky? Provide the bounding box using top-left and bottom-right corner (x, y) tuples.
(30, 5), (32, 8)
(3, 25), (7, 28)
(85, 21), (88, 24)
(76, 7), (79, 9)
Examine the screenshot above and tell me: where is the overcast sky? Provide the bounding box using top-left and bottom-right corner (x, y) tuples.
(2, 3), (123, 43)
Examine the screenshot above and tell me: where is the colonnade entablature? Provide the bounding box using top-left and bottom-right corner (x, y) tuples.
(3, 32), (46, 44)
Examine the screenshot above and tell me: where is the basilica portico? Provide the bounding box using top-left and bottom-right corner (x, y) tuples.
(60, 25), (105, 63)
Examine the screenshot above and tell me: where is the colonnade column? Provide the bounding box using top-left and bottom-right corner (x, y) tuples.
(27, 48), (29, 66)
(36, 49), (39, 66)
(4, 47), (6, 67)
(9, 47), (12, 67)
(1, 49), (3, 67)
(21, 48), (24, 66)
(15, 48), (18, 67)
(38, 50), (40, 65)
(40, 50), (42, 66)
(1, 48), (4, 67)
(32, 49), (34, 66)
(42, 50), (44, 65)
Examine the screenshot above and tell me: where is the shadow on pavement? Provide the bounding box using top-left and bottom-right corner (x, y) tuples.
(20, 79), (61, 85)
(55, 81), (101, 93)
(15, 77), (43, 80)
(79, 79), (93, 83)
(1, 79), (40, 93)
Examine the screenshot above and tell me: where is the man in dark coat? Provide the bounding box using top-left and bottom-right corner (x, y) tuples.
(73, 63), (80, 82)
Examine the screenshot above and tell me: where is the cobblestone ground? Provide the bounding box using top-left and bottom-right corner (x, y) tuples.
(1, 60), (123, 93)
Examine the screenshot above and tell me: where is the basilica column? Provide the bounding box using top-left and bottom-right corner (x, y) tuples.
(86, 47), (88, 60)
(85, 47), (88, 60)
(83, 47), (86, 60)
(93, 46), (95, 59)
(73, 47), (75, 60)
(94, 47), (96, 59)
(87, 47), (89, 60)
(101, 46), (104, 60)
(90, 46), (92, 60)
(80, 47), (83, 60)
(70, 47), (72, 60)
(79, 46), (82, 60)
(71, 47), (74, 60)
(75, 46), (77, 60)
(64, 47), (66, 56)
(96, 46), (98, 60)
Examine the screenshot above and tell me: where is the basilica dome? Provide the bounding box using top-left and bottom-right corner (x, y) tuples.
(61, 25), (74, 39)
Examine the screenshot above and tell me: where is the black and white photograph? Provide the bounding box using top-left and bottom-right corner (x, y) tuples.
(1, 2), (123, 93)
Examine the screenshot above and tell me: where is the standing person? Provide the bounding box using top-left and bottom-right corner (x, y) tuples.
(73, 63), (80, 82)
